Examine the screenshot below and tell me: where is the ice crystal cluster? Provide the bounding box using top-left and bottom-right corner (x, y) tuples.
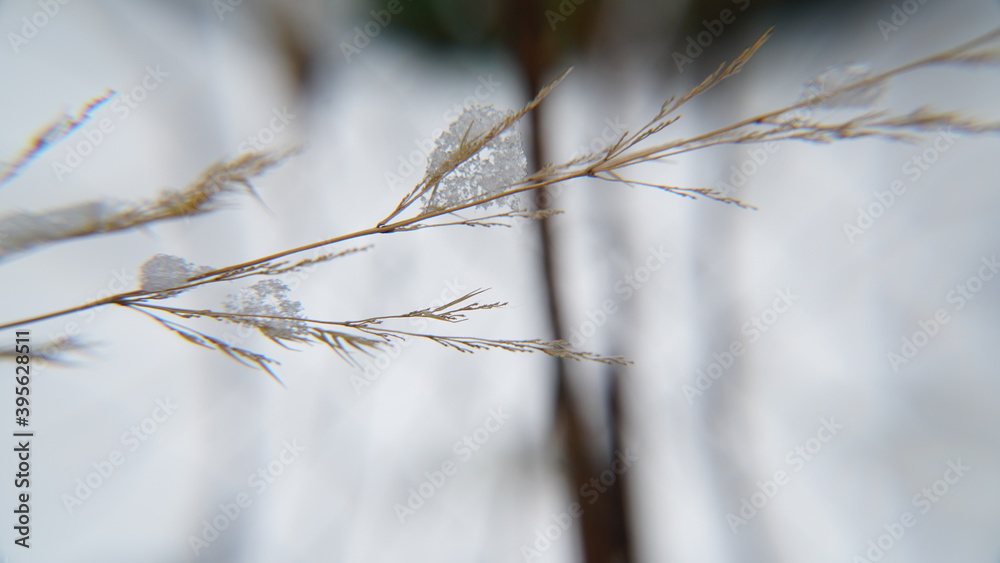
(422, 106), (527, 212)
(801, 63), (887, 108)
(139, 254), (211, 291)
(224, 279), (307, 339)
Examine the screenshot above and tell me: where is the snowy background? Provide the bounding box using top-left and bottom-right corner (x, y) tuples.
(1, 0), (999, 562)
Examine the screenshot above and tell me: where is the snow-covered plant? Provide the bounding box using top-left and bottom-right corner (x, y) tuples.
(3, 26), (1000, 379)
(0, 201), (122, 258)
(800, 63), (887, 108)
(0, 151), (290, 260)
(139, 254), (212, 293)
(223, 280), (307, 340)
(421, 106), (527, 213)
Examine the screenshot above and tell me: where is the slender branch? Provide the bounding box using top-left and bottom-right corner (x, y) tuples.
(3, 26), (999, 336)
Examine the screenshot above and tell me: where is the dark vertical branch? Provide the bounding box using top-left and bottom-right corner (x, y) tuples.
(607, 365), (635, 562)
(506, 1), (633, 562)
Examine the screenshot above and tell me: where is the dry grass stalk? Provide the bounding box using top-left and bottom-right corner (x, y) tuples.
(3, 26), (1000, 377)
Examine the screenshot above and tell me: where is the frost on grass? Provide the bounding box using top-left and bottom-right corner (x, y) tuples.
(0, 201), (124, 259)
(801, 63), (887, 108)
(139, 254), (211, 292)
(0, 152), (292, 260)
(422, 106), (527, 212)
(223, 279), (307, 339)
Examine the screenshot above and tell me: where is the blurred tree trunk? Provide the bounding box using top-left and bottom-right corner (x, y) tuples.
(506, 1), (635, 562)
